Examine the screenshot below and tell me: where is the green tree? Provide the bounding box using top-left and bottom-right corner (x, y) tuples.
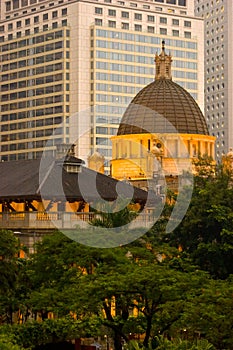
(166, 170), (233, 279)
(16, 227), (233, 349)
(25, 231), (98, 320)
(0, 333), (23, 350)
(70, 241), (210, 350)
(90, 201), (138, 228)
(178, 278), (233, 349)
(0, 230), (23, 324)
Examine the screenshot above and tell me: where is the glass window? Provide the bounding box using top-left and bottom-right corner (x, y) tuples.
(62, 8), (67, 16)
(184, 31), (191, 38)
(178, 0), (186, 6)
(160, 17), (167, 24)
(186, 41), (196, 49)
(122, 11), (129, 18)
(122, 22), (129, 30)
(52, 11), (58, 18)
(6, 2), (11, 11)
(110, 128), (117, 135)
(135, 24), (142, 31)
(147, 15), (154, 22)
(172, 30), (179, 36)
(108, 9), (116, 16)
(186, 82), (197, 90)
(147, 26), (154, 33)
(172, 19), (179, 25)
(96, 127), (108, 135)
(166, 0), (176, 4)
(135, 13), (142, 20)
(160, 28), (167, 35)
(13, 0), (19, 9)
(95, 7), (103, 14)
(96, 137), (109, 145)
(43, 13), (48, 20)
(184, 20), (191, 27)
(108, 21), (116, 28)
(95, 18), (102, 26)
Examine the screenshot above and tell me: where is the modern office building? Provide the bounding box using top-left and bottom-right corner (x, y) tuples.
(195, 0), (232, 161)
(0, 0), (204, 173)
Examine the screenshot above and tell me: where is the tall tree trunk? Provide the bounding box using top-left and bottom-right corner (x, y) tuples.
(143, 315), (153, 348)
(114, 331), (122, 350)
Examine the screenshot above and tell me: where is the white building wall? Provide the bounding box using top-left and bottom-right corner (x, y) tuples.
(195, 0), (232, 160)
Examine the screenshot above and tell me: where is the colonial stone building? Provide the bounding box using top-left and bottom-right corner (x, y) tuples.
(111, 42), (215, 191)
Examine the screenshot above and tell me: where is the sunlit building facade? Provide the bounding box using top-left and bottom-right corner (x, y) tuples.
(0, 0), (204, 172)
(111, 42), (215, 191)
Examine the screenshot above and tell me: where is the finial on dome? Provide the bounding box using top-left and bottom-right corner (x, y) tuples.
(162, 40), (165, 50)
(155, 40), (173, 80)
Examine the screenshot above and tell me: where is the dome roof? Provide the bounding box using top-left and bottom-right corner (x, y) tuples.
(117, 79), (209, 136)
(118, 41), (209, 137)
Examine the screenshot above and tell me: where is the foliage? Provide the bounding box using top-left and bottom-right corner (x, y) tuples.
(0, 230), (24, 324)
(177, 278), (233, 349)
(0, 332), (23, 350)
(154, 337), (215, 350)
(90, 201), (138, 228)
(124, 338), (215, 350)
(165, 167), (233, 279)
(0, 316), (100, 349)
(1, 162), (233, 350)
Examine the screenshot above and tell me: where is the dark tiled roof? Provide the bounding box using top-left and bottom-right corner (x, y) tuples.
(118, 79), (209, 136)
(0, 158), (147, 203)
(0, 158), (41, 199)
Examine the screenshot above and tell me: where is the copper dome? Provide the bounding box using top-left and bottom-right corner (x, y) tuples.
(118, 41), (208, 136)
(118, 79), (209, 136)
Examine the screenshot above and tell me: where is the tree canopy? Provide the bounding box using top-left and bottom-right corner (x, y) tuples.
(0, 164), (233, 349)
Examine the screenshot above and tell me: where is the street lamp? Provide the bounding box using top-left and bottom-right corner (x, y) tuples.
(104, 335), (109, 350)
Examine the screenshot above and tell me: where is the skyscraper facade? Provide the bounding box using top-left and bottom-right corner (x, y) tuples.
(195, 0), (232, 161)
(0, 0), (204, 172)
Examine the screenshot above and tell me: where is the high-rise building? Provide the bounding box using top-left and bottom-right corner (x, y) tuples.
(0, 0), (204, 173)
(195, 0), (232, 161)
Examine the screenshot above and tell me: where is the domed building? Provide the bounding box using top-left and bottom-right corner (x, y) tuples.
(111, 41), (215, 191)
